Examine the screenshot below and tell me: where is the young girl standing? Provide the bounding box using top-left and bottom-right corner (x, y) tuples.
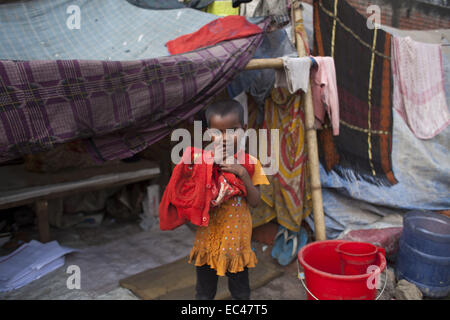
(188, 100), (269, 300)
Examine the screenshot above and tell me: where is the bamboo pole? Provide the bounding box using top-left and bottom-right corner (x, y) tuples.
(293, 1), (327, 241)
(244, 58), (283, 70)
(241, 3), (327, 241)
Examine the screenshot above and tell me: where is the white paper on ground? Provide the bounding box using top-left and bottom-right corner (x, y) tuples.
(0, 257), (65, 292)
(0, 240), (77, 291)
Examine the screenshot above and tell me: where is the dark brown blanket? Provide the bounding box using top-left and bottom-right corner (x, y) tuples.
(313, 0), (397, 186)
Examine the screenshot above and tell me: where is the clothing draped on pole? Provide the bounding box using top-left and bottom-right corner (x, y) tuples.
(310, 56), (340, 136)
(274, 57), (312, 95)
(227, 26), (298, 125)
(249, 88), (312, 232)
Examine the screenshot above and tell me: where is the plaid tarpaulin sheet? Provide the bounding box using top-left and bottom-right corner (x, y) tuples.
(313, 0), (397, 186)
(0, 22), (267, 164)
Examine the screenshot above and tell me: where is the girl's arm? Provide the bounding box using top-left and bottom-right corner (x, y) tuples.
(219, 164), (261, 207)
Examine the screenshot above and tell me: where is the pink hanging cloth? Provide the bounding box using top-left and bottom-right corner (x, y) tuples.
(310, 56), (340, 136)
(392, 36), (450, 139)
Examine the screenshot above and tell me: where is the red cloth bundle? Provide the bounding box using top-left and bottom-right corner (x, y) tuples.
(166, 15), (263, 55)
(159, 147), (254, 230)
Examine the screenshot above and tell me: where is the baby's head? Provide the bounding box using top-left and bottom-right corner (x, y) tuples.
(205, 99), (246, 152)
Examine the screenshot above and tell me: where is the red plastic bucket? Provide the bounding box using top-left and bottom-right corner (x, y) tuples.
(336, 242), (386, 275)
(298, 240), (386, 300)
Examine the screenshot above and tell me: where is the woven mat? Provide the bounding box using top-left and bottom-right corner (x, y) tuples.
(119, 255), (283, 300)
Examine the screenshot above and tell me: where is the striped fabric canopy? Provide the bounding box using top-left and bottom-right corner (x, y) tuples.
(0, 0), (269, 163)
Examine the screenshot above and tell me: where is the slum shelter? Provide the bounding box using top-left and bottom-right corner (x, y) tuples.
(0, 0), (448, 300)
(305, 1), (450, 240)
(0, 0), (309, 299)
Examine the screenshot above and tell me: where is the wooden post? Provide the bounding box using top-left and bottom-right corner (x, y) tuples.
(293, 1), (327, 241)
(35, 199), (50, 243)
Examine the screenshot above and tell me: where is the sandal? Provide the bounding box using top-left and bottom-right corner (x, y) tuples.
(278, 227), (309, 266)
(271, 226), (288, 260)
(278, 230), (298, 266)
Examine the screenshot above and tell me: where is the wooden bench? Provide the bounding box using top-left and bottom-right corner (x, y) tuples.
(0, 160), (160, 242)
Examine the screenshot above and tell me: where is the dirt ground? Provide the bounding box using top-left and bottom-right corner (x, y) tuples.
(4, 218), (444, 301)
(0, 219), (308, 300)
(251, 241), (308, 300)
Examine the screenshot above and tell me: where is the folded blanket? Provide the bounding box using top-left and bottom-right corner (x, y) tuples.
(392, 36), (450, 139)
(159, 147), (255, 230)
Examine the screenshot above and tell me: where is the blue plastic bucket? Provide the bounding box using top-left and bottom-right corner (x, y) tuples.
(396, 211), (450, 298)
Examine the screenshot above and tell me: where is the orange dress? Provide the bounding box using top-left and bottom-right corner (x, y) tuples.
(189, 158), (269, 276)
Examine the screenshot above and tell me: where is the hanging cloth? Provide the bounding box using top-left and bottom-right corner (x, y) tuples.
(274, 56), (312, 94)
(310, 56), (340, 136)
(392, 36), (449, 139)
